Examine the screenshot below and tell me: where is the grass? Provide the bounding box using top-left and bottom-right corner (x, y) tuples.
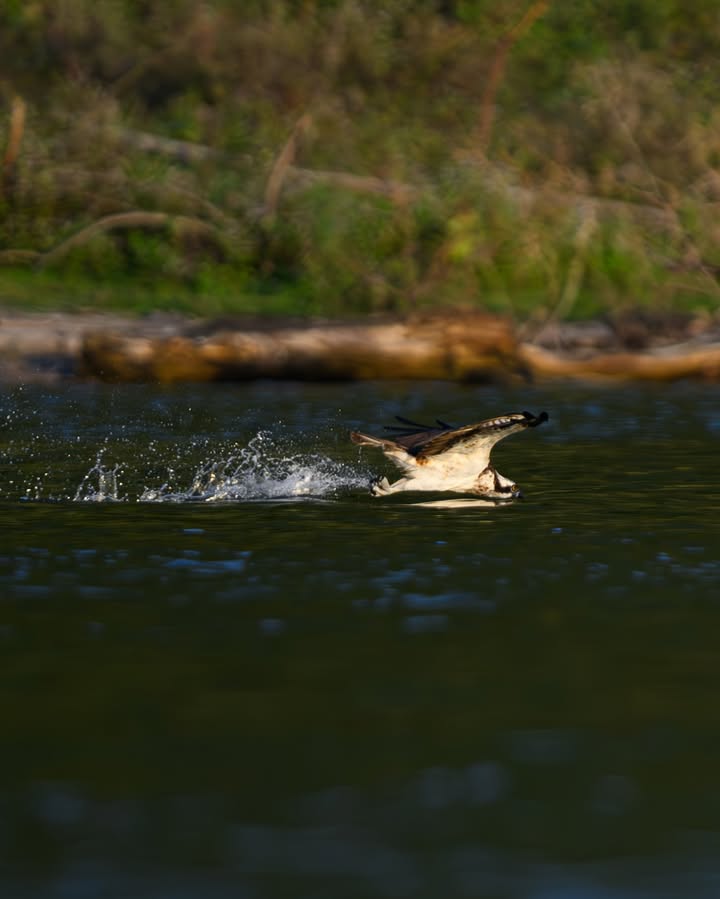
(0, 269), (318, 318)
(2, 1), (720, 321)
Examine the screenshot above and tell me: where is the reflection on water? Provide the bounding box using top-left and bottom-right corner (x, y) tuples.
(2, 381), (720, 897)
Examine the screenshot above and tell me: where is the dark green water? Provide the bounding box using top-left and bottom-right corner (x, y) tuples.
(2, 380), (720, 898)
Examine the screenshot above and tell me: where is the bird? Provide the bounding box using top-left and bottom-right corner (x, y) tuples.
(350, 410), (548, 499)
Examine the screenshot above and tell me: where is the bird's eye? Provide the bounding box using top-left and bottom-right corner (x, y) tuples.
(510, 484), (518, 492)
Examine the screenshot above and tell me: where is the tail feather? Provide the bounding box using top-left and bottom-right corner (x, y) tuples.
(350, 430), (394, 449)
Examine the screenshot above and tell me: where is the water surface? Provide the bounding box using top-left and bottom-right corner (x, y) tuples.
(2, 380), (720, 898)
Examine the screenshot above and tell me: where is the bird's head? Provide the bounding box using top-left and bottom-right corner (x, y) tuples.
(474, 466), (522, 500)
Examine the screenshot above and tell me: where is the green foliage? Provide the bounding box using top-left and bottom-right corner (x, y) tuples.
(1, 0), (720, 317)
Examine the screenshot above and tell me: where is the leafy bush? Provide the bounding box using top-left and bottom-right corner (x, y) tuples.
(0, 0), (719, 317)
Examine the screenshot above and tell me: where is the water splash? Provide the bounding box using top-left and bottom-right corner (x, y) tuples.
(139, 432), (367, 503)
(74, 451), (124, 502)
(4, 420), (371, 504)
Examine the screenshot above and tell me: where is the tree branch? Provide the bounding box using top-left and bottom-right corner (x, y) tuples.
(35, 212), (228, 269)
(476, 1), (550, 154)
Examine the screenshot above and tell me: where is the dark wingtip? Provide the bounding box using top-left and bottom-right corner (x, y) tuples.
(523, 410), (549, 427)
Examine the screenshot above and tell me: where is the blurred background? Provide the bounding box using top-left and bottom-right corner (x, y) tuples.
(4, 5), (720, 899)
(2, 0), (720, 321)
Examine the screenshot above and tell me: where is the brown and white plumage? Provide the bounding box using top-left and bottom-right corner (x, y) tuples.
(351, 410), (548, 498)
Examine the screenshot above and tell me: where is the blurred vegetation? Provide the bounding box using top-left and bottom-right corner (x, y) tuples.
(1, 0), (720, 318)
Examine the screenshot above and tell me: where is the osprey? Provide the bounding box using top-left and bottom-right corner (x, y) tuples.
(351, 410), (548, 499)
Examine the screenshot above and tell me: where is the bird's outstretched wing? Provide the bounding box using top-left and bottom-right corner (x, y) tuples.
(378, 415), (457, 454)
(351, 410), (548, 474)
(410, 410), (548, 461)
(359, 410), (547, 462)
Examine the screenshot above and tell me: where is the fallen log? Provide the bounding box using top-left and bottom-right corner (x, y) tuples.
(79, 313), (521, 383)
(27, 309), (720, 385)
(520, 341), (720, 382)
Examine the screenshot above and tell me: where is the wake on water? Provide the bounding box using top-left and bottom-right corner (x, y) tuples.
(72, 432), (371, 504)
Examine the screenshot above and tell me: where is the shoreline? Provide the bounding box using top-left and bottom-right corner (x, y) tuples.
(2, 307), (720, 385)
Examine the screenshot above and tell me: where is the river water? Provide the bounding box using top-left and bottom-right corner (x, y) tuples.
(2, 379), (720, 898)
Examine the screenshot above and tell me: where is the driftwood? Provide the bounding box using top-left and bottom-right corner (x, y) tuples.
(78, 313), (720, 384)
(6, 308), (720, 384)
(520, 342), (720, 381)
(111, 127), (224, 164)
(284, 166), (419, 203)
(106, 125), (683, 230)
(80, 313), (521, 383)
